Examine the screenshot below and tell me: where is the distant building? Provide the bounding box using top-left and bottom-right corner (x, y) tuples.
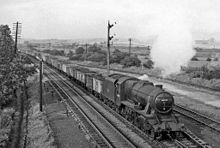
(194, 38), (217, 49)
(195, 40), (209, 44)
(195, 38), (215, 44)
(24, 41), (29, 44)
(188, 61), (209, 68)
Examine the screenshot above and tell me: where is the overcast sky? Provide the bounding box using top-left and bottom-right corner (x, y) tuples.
(1, 0), (220, 40)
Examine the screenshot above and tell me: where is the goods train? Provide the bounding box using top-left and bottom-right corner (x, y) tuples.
(37, 53), (185, 140)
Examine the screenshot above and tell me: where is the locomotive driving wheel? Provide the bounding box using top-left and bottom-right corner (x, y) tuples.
(120, 107), (126, 118)
(175, 131), (183, 138)
(135, 116), (145, 130)
(123, 107), (130, 120)
(115, 106), (120, 113)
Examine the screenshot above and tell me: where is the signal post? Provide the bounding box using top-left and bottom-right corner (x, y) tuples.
(107, 21), (115, 75)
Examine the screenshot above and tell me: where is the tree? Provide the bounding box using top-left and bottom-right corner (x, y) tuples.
(191, 56), (199, 61)
(146, 46), (151, 50)
(0, 25), (36, 108)
(111, 49), (129, 64)
(0, 25), (15, 62)
(67, 50), (74, 57)
(75, 47), (85, 55)
(27, 44), (38, 51)
(69, 54), (83, 61)
(87, 52), (106, 62)
(120, 56), (141, 67)
(43, 49), (64, 56)
(213, 57), (218, 61)
(143, 60), (154, 69)
(87, 44), (101, 53)
(206, 57), (212, 61)
(96, 49), (106, 55)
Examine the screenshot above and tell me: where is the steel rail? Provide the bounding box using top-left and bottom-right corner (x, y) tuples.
(174, 104), (220, 133)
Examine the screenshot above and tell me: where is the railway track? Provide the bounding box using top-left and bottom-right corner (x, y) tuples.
(44, 67), (139, 148)
(44, 65), (175, 148)
(44, 63), (212, 148)
(174, 105), (220, 133)
(28, 55), (213, 148)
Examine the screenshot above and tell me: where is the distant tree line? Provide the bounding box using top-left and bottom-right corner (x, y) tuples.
(68, 44), (154, 68)
(27, 44), (39, 51)
(191, 56), (218, 62)
(43, 49), (65, 56)
(183, 66), (220, 80)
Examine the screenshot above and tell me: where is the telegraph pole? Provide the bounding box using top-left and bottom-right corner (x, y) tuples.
(12, 22), (22, 55)
(107, 20), (115, 75)
(39, 60), (43, 112)
(128, 38), (132, 56)
(84, 43), (88, 61)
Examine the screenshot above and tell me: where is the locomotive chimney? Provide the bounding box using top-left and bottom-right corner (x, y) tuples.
(155, 84), (163, 89)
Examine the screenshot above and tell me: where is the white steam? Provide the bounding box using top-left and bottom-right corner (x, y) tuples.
(138, 74), (149, 80)
(151, 8), (195, 77)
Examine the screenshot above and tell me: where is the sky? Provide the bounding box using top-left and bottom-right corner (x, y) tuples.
(1, 0), (220, 40)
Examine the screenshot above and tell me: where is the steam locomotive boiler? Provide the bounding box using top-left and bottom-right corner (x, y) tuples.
(102, 73), (184, 140)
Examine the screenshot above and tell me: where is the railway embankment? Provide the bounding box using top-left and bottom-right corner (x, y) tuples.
(0, 108), (15, 147)
(27, 54), (96, 148)
(11, 74), (94, 148)
(42, 79), (94, 148)
(4, 74), (57, 148)
(24, 75), (56, 148)
(5, 84), (28, 148)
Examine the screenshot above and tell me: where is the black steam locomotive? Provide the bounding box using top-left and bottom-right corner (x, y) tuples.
(102, 73), (184, 140)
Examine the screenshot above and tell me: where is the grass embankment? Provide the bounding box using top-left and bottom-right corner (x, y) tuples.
(26, 75), (56, 148)
(0, 108), (15, 147)
(0, 75), (56, 148)
(167, 73), (220, 90)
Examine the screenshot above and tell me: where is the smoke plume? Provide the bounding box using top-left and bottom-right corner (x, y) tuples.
(151, 9), (195, 77)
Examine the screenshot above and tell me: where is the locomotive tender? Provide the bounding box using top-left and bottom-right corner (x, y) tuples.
(44, 55), (185, 140)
